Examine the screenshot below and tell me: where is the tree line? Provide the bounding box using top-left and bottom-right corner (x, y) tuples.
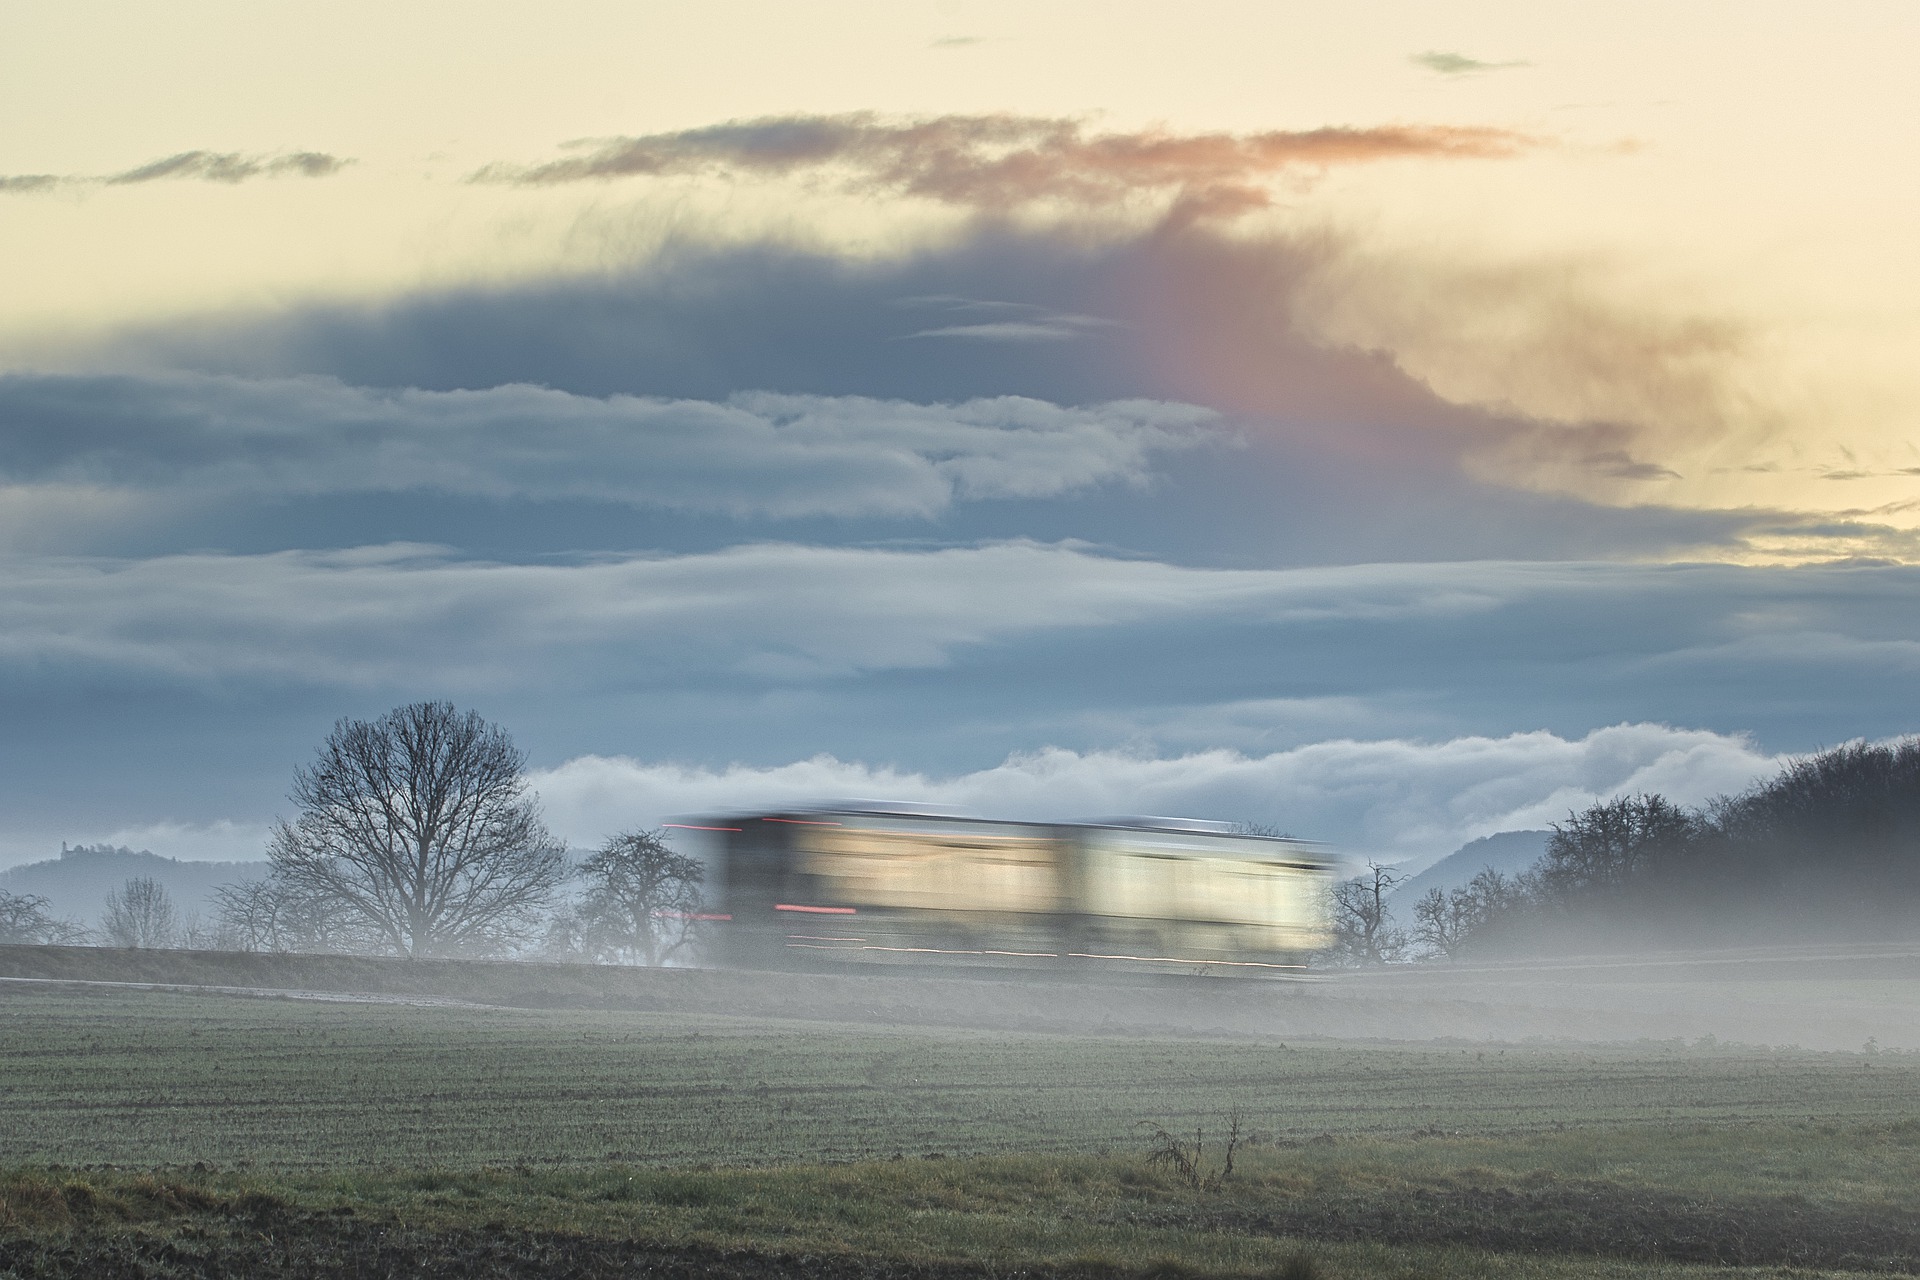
(0, 703), (708, 964)
(1326, 737), (1920, 963)
(15, 708), (1916, 965)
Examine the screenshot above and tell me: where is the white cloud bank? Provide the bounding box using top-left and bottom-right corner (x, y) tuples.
(0, 373), (1211, 519)
(529, 723), (1782, 872)
(0, 725), (1779, 874)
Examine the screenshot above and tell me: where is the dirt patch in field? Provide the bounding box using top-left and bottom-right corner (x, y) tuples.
(2, 1228), (1032, 1280)
(0, 1225), (1010, 1280)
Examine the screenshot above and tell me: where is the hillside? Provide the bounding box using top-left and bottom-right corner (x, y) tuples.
(0, 845), (265, 928)
(1392, 829), (1548, 901)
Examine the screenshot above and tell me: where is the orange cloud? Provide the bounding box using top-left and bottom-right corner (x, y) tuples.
(475, 113), (1535, 219)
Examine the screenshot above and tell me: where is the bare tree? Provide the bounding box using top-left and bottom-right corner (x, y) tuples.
(267, 702), (566, 958)
(557, 829), (707, 966)
(1412, 886), (1469, 958)
(0, 890), (89, 945)
(1537, 794), (1701, 907)
(1328, 861), (1405, 965)
(1413, 869), (1529, 959)
(101, 877), (179, 949)
(178, 912), (226, 951)
(214, 877), (370, 954)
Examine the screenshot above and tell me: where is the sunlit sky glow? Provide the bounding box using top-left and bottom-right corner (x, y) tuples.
(2, 0), (1915, 869)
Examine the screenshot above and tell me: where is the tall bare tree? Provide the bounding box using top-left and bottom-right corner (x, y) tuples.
(558, 829), (707, 966)
(101, 877), (179, 948)
(1328, 860), (1405, 965)
(267, 702), (566, 958)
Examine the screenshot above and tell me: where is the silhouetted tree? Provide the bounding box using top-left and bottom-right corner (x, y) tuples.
(101, 877), (178, 948)
(1709, 738), (1920, 924)
(555, 830), (707, 966)
(266, 702), (566, 958)
(1413, 868), (1529, 958)
(1535, 794), (1702, 909)
(1409, 739), (1920, 956)
(0, 890), (89, 945)
(1328, 861), (1405, 965)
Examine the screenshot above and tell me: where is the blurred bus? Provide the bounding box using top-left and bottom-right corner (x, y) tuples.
(695, 806), (1332, 975)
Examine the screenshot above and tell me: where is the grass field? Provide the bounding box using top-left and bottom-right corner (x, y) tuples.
(5, 984), (1918, 1169)
(4, 979), (1920, 1277)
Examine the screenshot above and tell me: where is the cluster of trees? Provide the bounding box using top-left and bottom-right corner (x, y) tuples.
(0, 889), (90, 946)
(24, 705), (1915, 968)
(1, 703), (710, 965)
(1, 875), (247, 949)
(1327, 737), (1920, 963)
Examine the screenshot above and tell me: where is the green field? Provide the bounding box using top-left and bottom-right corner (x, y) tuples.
(4, 981), (1920, 1277)
(5, 983), (1918, 1168)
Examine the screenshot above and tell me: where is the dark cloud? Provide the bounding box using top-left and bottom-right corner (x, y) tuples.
(0, 151), (351, 194)
(0, 174), (61, 194)
(85, 227), (1766, 565)
(105, 150), (351, 184)
(107, 218), (1742, 516)
(116, 233), (1152, 402)
(0, 373), (1208, 519)
(474, 112), (1534, 219)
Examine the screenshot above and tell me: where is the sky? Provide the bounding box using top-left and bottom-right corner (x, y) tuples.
(1, 0), (1916, 871)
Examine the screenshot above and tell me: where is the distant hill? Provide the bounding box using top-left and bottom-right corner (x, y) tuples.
(0, 845), (267, 929)
(1393, 830), (1550, 902)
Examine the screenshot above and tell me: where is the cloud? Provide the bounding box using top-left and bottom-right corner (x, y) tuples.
(88, 225), (1841, 561)
(474, 112), (1534, 220)
(1411, 51), (1530, 75)
(528, 724), (1780, 869)
(904, 316), (1117, 342)
(1289, 244), (1757, 454)
(905, 321), (1086, 341)
(105, 150), (350, 185)
(0, 373), (1211, 519)
(1590, 452), (1683, 481)
(0, 540), (1280, 686)
(892, 293), (1122, 342)
(0, 544), (1912, 858)
(0, 150), (351, 194)
(6, 541), (1917, 730)
(1154, 230), (1833, 531)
